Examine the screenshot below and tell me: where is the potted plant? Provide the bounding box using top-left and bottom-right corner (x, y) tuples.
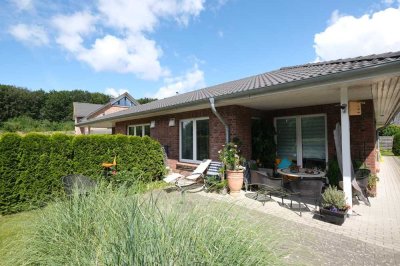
(320, 186), (349, 225)
(219, 142), (244, 196)
(367, 174), (379, 197)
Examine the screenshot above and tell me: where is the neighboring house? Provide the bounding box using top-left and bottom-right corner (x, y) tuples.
(77, 51), (400, 211)
(73, 92), (139, 135)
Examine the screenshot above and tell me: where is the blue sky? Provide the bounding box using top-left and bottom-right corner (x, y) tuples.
(1, 0), (400, 99)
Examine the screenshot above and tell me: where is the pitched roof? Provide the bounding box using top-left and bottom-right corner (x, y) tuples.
(74, 92), (140, 120)
(79, 51), (400, 125)
(73, 102), (104, 118)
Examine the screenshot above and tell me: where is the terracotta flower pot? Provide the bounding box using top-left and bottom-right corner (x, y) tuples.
(227, 170), (244, 196)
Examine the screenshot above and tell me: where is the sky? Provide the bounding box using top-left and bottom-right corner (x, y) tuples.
(1, 0), (400, 99)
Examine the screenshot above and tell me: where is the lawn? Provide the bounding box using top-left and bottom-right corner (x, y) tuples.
(0, 210), (40, 264)
(380, 149), (395, 156)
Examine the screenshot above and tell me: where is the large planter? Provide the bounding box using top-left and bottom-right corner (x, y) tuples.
(227, 170), (244, 196)
(320, 208), (348, 225)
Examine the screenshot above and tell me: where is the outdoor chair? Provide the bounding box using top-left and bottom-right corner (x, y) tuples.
(248, 171), (295, 206)
(163, 159), (212, 195)
(204, 161), (224, 191)
(61, 174), (97, 196)
(285, 178), (325, 216)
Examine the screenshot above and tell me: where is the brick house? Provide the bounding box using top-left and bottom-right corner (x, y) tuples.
(73, 92), (139, 135)
(77, 51), (400, 210)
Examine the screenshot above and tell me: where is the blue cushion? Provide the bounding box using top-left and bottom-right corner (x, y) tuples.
(278, 158), (292, 169)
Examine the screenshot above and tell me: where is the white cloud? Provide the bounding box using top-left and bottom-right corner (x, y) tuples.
(105, 88), (129, 98)
(218, 30), (224, 38)
(9, 23), (49, 46)
(52, 11), (97, 53)
(98, 0), (205, 33)
(10, 0), (34, 11)
(314, 7), (400, 61)
(153, 64), (205, 99)
(78, 34), (166, 80)
(49, 0), (205, 81)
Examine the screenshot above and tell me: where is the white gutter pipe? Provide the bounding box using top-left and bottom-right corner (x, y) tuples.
(209, 97), (230, 143)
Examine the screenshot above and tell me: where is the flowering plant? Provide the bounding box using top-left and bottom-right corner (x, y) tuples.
(322, 186), (349, 212)
(218, 142), (244, 171)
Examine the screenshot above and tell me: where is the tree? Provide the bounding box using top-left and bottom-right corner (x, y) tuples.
(137, 97), (157, 105)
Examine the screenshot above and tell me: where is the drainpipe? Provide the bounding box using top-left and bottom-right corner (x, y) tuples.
(209, 97), (230, 143)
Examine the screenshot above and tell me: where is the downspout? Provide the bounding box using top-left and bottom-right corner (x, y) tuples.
(209, 97), (230, 143)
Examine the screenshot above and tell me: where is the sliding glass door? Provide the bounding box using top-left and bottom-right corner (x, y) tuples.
(275, 115), (326, 168)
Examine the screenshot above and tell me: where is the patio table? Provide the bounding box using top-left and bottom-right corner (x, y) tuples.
(277, 168), (326, 180)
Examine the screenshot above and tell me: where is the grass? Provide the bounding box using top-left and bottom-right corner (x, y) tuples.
(380, 149), (394, 156)
(0, 184), (284, 265)
(0, 210), (40, 263)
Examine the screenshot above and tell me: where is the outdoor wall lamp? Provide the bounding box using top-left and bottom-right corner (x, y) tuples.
(150, 120), (156, 128)
(340, 104), (347, 113)
(169, 118), (175, 127)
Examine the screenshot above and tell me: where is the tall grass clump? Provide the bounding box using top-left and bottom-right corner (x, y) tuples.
(15, 184), (282, 265)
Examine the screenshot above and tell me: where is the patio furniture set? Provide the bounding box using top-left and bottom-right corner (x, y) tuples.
(163, 160), (328, 217)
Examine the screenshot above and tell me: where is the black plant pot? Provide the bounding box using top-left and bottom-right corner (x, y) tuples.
(320, 208), (348, 225)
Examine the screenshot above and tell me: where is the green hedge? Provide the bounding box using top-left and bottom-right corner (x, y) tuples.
(0, 133), (165, 214)
(393, 133), (400, 156)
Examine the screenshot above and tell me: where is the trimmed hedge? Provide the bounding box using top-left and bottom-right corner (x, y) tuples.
(392, 133), (400, 156)
(0, 133), (165, 214)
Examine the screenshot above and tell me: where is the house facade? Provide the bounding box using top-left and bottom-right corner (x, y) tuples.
(77, 51), (400, 211)
(73, 92), (139, 135)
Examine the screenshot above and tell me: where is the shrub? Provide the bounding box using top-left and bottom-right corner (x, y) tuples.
(322, 186), (347, 211)
(0, 133), (165, 214)
(378, 124), (400, 136)
(393, 133), (400, 156)
(327, 159), (341, 187)
(0, 116), (74, 132)
(11, 185), (282, 265)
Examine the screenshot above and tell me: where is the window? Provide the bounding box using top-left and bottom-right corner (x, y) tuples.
(180, 118), (209, 163)
(275, 114), (327, 168)
(127, 124), (150, 137)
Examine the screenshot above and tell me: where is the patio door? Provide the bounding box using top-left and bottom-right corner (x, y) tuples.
(275, 115), (327, 168)
(180, 117), (209, 163)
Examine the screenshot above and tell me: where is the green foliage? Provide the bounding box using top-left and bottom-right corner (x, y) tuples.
(9, 186), (281, 265)
(136, 97), (157, 104)
(219, 142), (243, 171)
(322, 186), (346, 210)
(0, 116), (74, 132)
(368, 174), (379, 188)
(206, 177), (227, 192)
(0, 134), (165, 214)
(392, 133), (400, 156)
(327, 159), (341, 187)
(378, 124), (400, 136)
(0, 84), (110, 122)
(251, 119), (276, 168)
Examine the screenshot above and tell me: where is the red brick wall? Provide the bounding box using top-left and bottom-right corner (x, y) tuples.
(115, 100), (377, 173)
(114, 106), (261, 162)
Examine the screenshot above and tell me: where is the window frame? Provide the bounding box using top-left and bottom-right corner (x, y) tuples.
(127, 123), (151, 137)
(179, 117), (209, 164)
(274, 114), (327, 168)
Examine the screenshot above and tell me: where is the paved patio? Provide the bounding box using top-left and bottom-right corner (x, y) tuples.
(196, 156), (400, 264)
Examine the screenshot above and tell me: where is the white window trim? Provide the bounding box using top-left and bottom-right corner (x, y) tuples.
(127, 123), (150, 136)
(179, 117), (209, 164)
(274, 114), (327, 168)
